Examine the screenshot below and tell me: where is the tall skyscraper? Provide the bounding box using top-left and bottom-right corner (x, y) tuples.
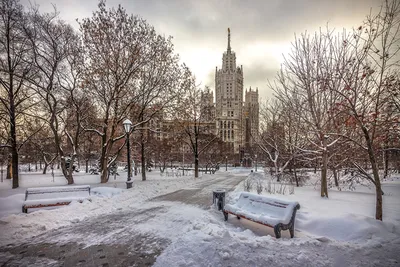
(215, 28), (259, 155)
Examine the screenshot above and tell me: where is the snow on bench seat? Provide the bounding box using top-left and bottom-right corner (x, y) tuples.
(223, 192), (300, 238)
(22, 185), (91, 213)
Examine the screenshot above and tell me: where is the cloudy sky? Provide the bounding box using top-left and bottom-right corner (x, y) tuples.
(21, 0), (383, 100)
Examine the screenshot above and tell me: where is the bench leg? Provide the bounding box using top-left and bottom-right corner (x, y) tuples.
(289, 223), (294, 238)
(274, 224), (282, 239)
(22, 206), (27, 213)
(223, 211), (228, 221)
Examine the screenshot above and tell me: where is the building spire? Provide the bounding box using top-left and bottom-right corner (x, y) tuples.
(227, 28), (231, 52)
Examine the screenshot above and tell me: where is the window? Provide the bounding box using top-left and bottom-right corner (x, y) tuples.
(228, 121), (230, 129)
(232, 130), (234, 139)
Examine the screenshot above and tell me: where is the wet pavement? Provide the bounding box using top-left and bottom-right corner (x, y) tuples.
(0, 172), (248, 267)
(153, 172), (246, 208)
(0, 207), (169, 267)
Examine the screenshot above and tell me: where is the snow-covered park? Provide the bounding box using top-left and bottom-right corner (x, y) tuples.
(0, 168), (399, 266)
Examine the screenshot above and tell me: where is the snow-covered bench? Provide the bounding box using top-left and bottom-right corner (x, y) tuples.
(22, 185), (91, 213)
(223, 192), (300, 238)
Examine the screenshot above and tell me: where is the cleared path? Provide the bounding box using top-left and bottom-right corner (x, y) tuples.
(153, 171), (248, 208)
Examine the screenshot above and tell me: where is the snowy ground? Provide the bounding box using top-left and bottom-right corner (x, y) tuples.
(0, 168), (399, 266)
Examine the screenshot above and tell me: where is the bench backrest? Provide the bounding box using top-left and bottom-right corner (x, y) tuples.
(236, 192), (299, 223)
(25, 185), (91, 201)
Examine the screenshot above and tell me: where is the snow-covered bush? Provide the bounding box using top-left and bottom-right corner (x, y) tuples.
(266, 180), (272, 193)
(276, 184), (286, 195)
(289, 185), (295, 195)
(256, 179), (263, 194)
(243, 178), (253, 192)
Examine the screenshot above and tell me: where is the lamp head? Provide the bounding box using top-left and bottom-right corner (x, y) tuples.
(123, 119), (132, 133)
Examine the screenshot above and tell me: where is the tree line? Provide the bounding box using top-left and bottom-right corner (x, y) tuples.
(0, 0), (222, 187)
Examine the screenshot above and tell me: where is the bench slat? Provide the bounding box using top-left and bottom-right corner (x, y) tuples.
(26, 185), (90, 194)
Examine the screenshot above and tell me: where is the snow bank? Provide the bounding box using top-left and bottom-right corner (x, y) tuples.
(91, 187), (124, 198)
(0, 194), (25, 218)
(297, 213), (399, 245)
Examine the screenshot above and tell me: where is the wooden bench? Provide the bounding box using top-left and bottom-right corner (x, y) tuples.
(22, 185), (91, 213)
(223, 192), (300, 238)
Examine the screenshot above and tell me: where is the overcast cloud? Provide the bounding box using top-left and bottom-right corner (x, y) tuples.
(21, 0), (383, 100)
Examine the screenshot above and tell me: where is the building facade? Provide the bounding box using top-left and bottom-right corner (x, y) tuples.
(214, 28), (259, 154)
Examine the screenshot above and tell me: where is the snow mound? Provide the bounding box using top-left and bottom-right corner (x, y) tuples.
(91, 187), (124, 197)
(0, 194), (25, 219)
(297, 213), (399, 245)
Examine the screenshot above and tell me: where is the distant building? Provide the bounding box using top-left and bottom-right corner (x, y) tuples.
(146, 29), (259, 164)
(214, 28), (259, 155)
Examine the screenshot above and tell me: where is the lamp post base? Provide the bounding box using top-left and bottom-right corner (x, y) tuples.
(126, 180), (133, 189)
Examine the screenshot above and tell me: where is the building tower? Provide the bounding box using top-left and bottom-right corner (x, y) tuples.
(215, 28), (244, 153)
(243, 86), (259, 151)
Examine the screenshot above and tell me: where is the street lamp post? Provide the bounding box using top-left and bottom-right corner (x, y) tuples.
(255, 154), (257, 172)
(225, 156), (228, 171)
(123, 119), (133, 189)
(182, 144), (185, 176)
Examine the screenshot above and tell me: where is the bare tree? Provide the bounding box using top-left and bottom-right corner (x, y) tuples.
(80, 1), (183, 183)
(330, 0), (400, 220)
(174, 74), (218, 178)
(129, 33), (182, 181)
(274, 29), (344, 197)
(256, 100), (294, 181)
(0, 0), (35, 188)
(24, 7), (83, 184)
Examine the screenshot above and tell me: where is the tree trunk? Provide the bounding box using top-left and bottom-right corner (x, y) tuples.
(159, 160), (166, 173)
(66, 172), (74, 184)
(60, 158), (73, 185)
(320, 142), (329, 198)
(141, 141), (146, 181)
(6, 155), (12, 180)
(293, 158), (299, 187)
(362, 127), (382, 220)
(43, 162), (48, 174)
(85, 159), (89, 173)
(65, 154), (76, 185)
(100, 156), (108, 183)
(274, 161), (280, 182)
(194, 155), (199, 178)
(11, 135), (18, 189)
